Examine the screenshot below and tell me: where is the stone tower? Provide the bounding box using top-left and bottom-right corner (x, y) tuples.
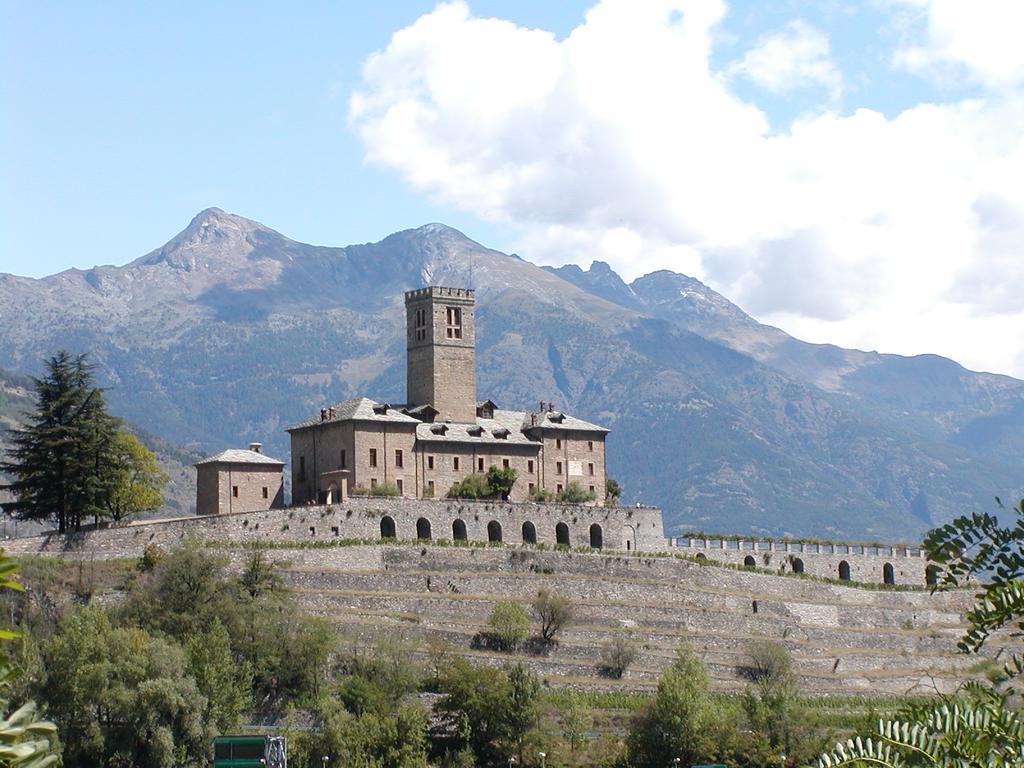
(405, 287), (477, 423)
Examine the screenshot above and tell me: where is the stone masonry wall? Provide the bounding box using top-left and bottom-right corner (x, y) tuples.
(671, 536), (933, 586)
(0, 498), (666, 559)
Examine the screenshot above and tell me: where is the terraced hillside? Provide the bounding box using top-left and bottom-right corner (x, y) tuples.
(227, 543), (992, 697)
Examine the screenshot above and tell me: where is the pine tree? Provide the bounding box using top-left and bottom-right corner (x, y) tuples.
(0, 351), (118, 532)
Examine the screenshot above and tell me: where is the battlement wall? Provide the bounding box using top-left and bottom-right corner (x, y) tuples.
(670, 536), (932, 587)
(0, 498), (666, 560)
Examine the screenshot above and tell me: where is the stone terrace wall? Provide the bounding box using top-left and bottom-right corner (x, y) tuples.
(671, 536), (932, 586)
(0, 498), (666, 559)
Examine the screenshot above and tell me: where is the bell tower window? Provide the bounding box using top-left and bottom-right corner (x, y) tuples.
(445, 306), (462, 339)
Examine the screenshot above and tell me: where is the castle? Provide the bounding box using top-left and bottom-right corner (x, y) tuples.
(198, 286), (609, 513)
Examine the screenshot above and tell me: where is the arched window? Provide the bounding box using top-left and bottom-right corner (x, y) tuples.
(589, 523), (603, 549)
(556, 522), (571, 546)
(791, 557), (804, 574)
(838, 560), (851, 581)
(926, 564), (940, 587)
(452, 518), (467, 541)
(883, 562), (895, 585)
(380, 516), (396, 540)
(743, 555), (756, 568)
(522, 521), (537, 545)
(416, 517), (432, 540)
(487, 520), (502, 543)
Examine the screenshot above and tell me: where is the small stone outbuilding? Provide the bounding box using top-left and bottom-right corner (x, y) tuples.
(195, 443), (285, 516)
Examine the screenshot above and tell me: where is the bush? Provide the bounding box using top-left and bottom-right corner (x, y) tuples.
(485, 600), (530, 651)
(369, 481), (401, 497)
(486, 465), (517, 500)
(448, 474), (493, 499)
(605, 478), (622, 505)
(532, 588), (575, 644)
(558, 482), (596, 504)
(530, 488), (555, 502)
(600, 631), (638, 678)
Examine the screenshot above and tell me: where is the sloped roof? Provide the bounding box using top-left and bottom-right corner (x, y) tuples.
(521, 410), (610, 433)
(416, 409), (542, 447)
(287, 397), (421, 430)
(195, 448), (285, 467)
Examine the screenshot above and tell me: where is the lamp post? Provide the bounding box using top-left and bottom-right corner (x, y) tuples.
(508, 757), (517, 768)
(539, 752), (546, 768)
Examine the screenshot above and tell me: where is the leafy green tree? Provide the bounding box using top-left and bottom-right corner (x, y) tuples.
(288, 696), (429, 768)
(486, 465), (517, 500)
(625, 642), (717, 768)
(448, 474), (493, 499)
(437, 659), (539, 766)
(1, 352), (118, 532)
(742, 640), (797, 754)
(817, 497), (1024, 767)
(101, 432), (167, 522)
(486, 600), (530, 651)
(561, 701), (592, 755)
(185, 619), (252, 733)
(532, 588), (575, 644)
(600, 631), (638, 678)
(239, 545), (283, 599)
(557, 482), (596, 504)
(605, 478), (622, 505)
(44, 606), (211, 768)
(0, 554), (59, 768)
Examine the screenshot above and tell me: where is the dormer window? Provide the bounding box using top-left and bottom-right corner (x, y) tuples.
(372, 403), (389, 415)
(445, 306), (462, 339)
(493, 428), (509, 440)
(467, 425), (484, 437)
(430, 423), (449, 435)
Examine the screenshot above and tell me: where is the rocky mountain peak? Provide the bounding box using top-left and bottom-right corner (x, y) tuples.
(131, 208), (286, 272)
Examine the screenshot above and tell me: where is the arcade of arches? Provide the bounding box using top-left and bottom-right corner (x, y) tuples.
(376, 514), (609, 549)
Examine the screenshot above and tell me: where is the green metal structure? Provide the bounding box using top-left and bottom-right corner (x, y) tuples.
(212, 735), (287, 768)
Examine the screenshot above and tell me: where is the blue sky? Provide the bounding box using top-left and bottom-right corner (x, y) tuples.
(3, 1), (1023, 377)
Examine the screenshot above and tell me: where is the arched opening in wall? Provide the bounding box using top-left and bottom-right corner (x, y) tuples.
(452, 518), (467, 541)
(883, 562), (895, 585)
(792, 557), (804, 574)
(555, 522), (571, 547)
(743, 555), (756, 568)
(416, 517), (432, 541)
(589, 524), (603, 550)
(380, 516), (396, 540)
(926, 565), (940, 587)
(522, 521), (537, 545)
(487, 520), (503, 543)
(695, 553), (707, 563)
(622, 525), (636, 551)
(326, 483), (339, 505)
(838, 560), (851, 581)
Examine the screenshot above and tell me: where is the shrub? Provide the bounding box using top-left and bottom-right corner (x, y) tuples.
(532, 588), (575, 644)
(448, 474), (493, 499)
(558, 481), (596, 504)
(369, 481), (400, 497)
(485, 465), (517, 500)
(530, 488), (555, 502)
(605, 478), (622, 505)
(485, 600), (530, 651)
(600, 631), (638, 678)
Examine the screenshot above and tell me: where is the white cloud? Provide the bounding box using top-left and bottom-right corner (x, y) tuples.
(728, 19), (842, 99)
(351, 0), (1024, 377)
(893, 0), (1024, 88)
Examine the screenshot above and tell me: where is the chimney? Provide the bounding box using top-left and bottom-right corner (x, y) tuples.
(249, 442), (262, 454)
(320, 408), (327, 422)
(540, 400), (546, 412)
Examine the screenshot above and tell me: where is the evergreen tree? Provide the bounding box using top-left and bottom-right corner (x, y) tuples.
(1, 352), (118, 532)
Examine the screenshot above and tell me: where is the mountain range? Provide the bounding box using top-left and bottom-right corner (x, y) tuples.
(1, 208), (1021, 541)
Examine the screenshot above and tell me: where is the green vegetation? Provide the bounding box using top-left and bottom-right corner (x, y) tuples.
(0, 351), (166, 531)
(817, 497), (1024, 767)
(485, 600), (531, 651)
(605, 478), (622, 505)
(600, 631), (638, 679)
(448, 466), (518, 500)
(532, 588), (575, 644)
(557, 481), (596, 504)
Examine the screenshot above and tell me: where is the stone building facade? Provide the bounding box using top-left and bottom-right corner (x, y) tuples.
(288, 286), (609, 505)
(194, 443), (285, 516)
